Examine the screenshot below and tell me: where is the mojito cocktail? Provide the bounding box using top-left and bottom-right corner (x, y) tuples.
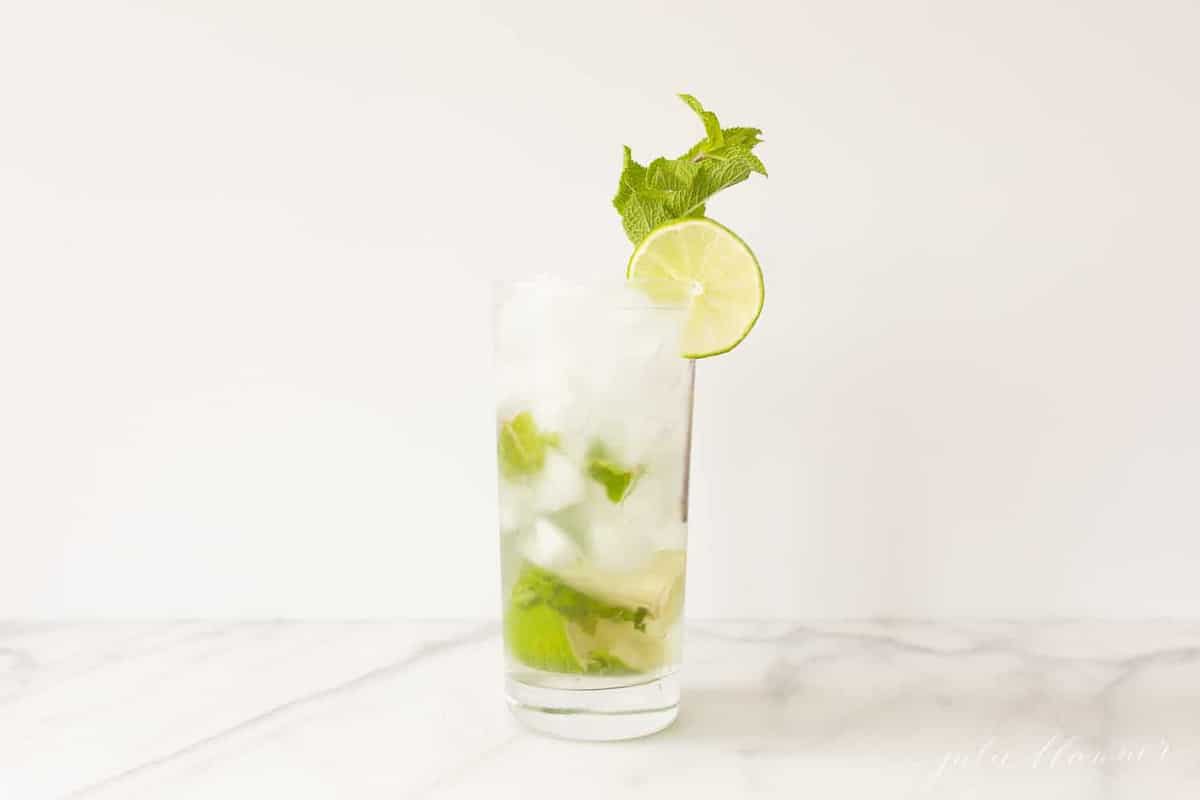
(495, 281), (693, 739)
(493, 95), (767, 739)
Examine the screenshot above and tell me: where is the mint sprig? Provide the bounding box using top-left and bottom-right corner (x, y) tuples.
(613, 94), (767, 245)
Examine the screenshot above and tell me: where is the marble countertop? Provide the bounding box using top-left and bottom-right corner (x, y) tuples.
(1, 621), (1197, 799)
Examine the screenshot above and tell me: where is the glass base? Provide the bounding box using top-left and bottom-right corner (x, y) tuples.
(505, 673), (679, 741)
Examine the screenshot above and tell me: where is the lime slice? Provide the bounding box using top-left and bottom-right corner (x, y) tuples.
(555, 550), (686, 623)
(627, 217), (764, 358)
(505, 602), (581, 673)
(566, 620), (665, 674)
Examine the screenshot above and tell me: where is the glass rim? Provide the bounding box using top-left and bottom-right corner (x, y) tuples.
(491, 276), (688, 312)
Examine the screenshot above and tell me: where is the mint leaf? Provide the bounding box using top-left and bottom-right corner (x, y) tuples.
(585, 442), (641, 503)
(679, 93), (723, 147)
(585, 650), (635, 675)
(497, 411), (559, 479)
(719, 126), (765, 150)
(613, 147), (657, 245)
(614, 94), (767, 244)
(511, 564), (649, 634)
(588, 460), (638, 503)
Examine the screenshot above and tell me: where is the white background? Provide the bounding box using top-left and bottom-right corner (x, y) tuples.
(2, 1), (1197, 619)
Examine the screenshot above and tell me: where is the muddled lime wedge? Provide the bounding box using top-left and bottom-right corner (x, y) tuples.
(505, 551), (686, 674)
(504, 602), (581, 673)
(554, 550), (686, 623)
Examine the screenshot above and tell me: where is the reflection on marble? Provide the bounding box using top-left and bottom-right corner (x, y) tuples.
(1, 621), (1198, 798)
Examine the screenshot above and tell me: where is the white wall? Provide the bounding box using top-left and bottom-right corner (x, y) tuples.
(2, 0), (1198, 619)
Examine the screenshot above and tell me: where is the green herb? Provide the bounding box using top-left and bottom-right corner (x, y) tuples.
(585, 650), (635, 675)
(497, 411), (559, 479)
(613, 94), (767, 245)
(511, 564), (649, 634)
(584, 442), (641, 503)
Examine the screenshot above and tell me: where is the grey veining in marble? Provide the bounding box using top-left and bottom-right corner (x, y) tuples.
(1, 621), (1198, 799)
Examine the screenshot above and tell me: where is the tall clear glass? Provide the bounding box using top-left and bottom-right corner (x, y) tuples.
(493, 278), (694, 740)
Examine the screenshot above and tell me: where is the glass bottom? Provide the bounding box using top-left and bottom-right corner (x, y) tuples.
(505, 673), (679, 741)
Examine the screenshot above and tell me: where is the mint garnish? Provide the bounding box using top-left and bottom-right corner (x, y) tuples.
(612, 94), (767, 245)
(497, 411), (559, 479)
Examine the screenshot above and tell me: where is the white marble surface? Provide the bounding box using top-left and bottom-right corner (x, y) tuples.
(1, 621), (1198, 799)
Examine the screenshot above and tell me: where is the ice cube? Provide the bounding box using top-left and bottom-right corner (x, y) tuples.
(531, 451), (586, 513)
(495, 368), (574, 438)
(646, 518), (688, 552)
(618, 465), (683, 527)
(583, 518), (656, 573)
(517, 516), (583, 572)
(497, 483), (534, 533)
(577, 461), (689, 571)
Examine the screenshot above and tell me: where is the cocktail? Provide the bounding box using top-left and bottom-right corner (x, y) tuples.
(494, 96), (767, 740)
